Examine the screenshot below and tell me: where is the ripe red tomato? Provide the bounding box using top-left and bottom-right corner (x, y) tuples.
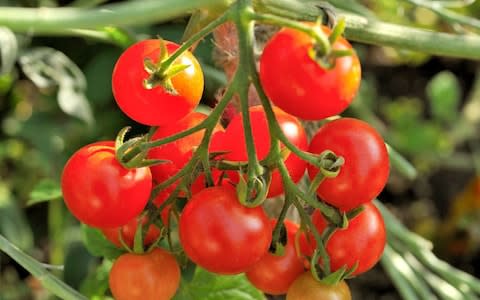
(100, 215), (161, 249)
(259, 25), (361, 120)
(148, 112), (223, 184)
(308, 118), (389, 211)
(61, 141), (152, 228)
(109, 247), (180, 300)
(212, 105), (307, 198)
(286, 272), (351, 300)
(302, 203), (386, 276)
(112, 40), (204, 126)
(179, 185), (271, 274)
(246, 219), (305, 295)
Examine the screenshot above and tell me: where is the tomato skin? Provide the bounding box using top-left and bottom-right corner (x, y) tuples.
(179, 185), (272, 274)
(109, 248), (180, 300)
(246, 219), (305, 295)
(212, 105), (307, 198)
(286, 272), (351, 300)
(148, 112), (223, 184)
(112, 40), (203, 126)
(308, 118), (389, 211)
(259, 25), (361, 120)
(61, 141), (152, 228)
(303, 203), (386, 276)
(100, 216), (160, 248)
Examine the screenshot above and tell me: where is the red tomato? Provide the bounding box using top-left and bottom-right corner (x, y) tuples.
(109, 248), (180, 300)
(308, 118), (389, 211)
(246, 219), (305, 295)
(179, 185), (271, 274)
(112, 40), (203, 126)
(148, 112), (223, 184)
(260, 25), (361, 120)
(61, 141), (152, 228)
(212, 105), (307, 198)
(100, 215), (161, 248)
(302, 203), (386, 276)
(286, 272), (351, 300)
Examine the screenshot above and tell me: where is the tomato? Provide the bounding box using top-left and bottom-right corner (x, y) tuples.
(308, 118), (389, 211)
(109, 247), (180, 300)
(100, 215), (161, 248)
(302, 203), (386, 276)
(286, 272), (351, 300)
(61, 141), (152, 228)
(259, 25), (361, 120)
(148, 112), (223, 184)
(212, 105), (307, 198)
(246, 219), (305, 295)
(179, 185), (271, 274)
(112, 39), (203, 126)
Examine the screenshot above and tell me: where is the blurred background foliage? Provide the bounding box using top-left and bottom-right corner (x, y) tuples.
(0, 0), (480, 299)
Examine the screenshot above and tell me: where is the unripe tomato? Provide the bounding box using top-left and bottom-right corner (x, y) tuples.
(286, 272), (351, 300)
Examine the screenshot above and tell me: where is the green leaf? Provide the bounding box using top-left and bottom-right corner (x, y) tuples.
(63, 241), (97, 289)
(79, 259), (113, 299)
(27, 179), (62, 206)
(426, 71), (460, 123)
(174, 267), (266, 300)
(81, 225), (124, 260)
(0, 26), (18, 75)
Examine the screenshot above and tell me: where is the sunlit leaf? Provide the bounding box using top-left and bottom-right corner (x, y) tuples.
(27, 178), (62, 206)
(0, 26), (18, 75)
(81, 225), (124, 260)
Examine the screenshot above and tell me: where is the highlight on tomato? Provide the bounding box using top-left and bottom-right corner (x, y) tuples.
(109, 247), (180, 300)
(259, 24), (361, 120)
(112, 39), (204, 126)
(61, 141), (152, 228)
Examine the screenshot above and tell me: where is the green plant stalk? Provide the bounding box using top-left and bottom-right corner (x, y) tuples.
(48, 200), (64, 275)
(270, 199), (291, 252)
(69, 0), (109, 8)
(386, 144), (418, 180)
(0, 235), (87, 300)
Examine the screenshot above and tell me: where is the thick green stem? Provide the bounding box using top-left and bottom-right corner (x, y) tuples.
(0, 235), (87, 300)
(48, 201), (64, 275)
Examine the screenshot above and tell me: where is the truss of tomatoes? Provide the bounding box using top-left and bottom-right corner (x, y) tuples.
(60, 24), (389, 299)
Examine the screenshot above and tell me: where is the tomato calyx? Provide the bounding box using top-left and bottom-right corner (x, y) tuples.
(236, 168), (271, 208)
(142, 39), (191, 95)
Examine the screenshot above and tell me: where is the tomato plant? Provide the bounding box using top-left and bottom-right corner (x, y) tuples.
(308, 118), (390, 211)
(259, 25), (361, 121)
(100, 215), (161, 249)
(286, 272), (352, 300)
(302, 203), (386, 276)
(179, 185), (271, 274)
(61, 141), (152, 228)
(246, 219), (305, 295)
(112, 40), (204, 126)
(109, 247), (180, 300)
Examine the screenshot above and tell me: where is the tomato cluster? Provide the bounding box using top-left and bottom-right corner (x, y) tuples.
(60, 22), (388, 299)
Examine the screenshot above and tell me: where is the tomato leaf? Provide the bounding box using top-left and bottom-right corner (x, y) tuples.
(79, 259), (113, 299)
(426, 71), (460, 124)
(81, 225), (124, 260)
(27, 179), (62, 206)
(0, 26), (18, 75)
(173, 267), (266, 300)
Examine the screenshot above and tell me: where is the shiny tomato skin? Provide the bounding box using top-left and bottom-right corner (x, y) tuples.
(61, 141), (152, 228)
(148, 112), (223, 184)
(179, 185), (271, 274)
(304, 203), (386, 276)
(246, 219), (305, 295)
(260, 26), (361, 120)
(100, 215), (161, 248)
(109, 248), (180, 300)
(286, 272), (351, 300)
(213, 105), (307, 198)
(112, 40), (203, 126)
(308, 118), (389, 211)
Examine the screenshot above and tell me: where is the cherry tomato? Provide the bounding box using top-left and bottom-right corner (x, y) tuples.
(148, 112), (223, 184)
(109, 247), (180, 300)
(302, 203), (386, 276)
(260, 25), (361, 120)
(246, 219), (305, 295)
(286, 272), (351, 300)
(179, 185), (271, 274)
(308, 118), (389, 211)
(112, 40), (204, 126)
(212, 105), (307, 198)
(100, 215), (161, 249)
(61, 141), (152, 228)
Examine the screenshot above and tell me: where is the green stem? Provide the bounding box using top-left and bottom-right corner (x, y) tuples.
(270, 200), (291, 251)
(0, 235), (87, 300)
(0, 0), (228, 33)
(48, 200), (64, 275)
(69, 0), (109, 8)
(387, 143), (418, 180)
